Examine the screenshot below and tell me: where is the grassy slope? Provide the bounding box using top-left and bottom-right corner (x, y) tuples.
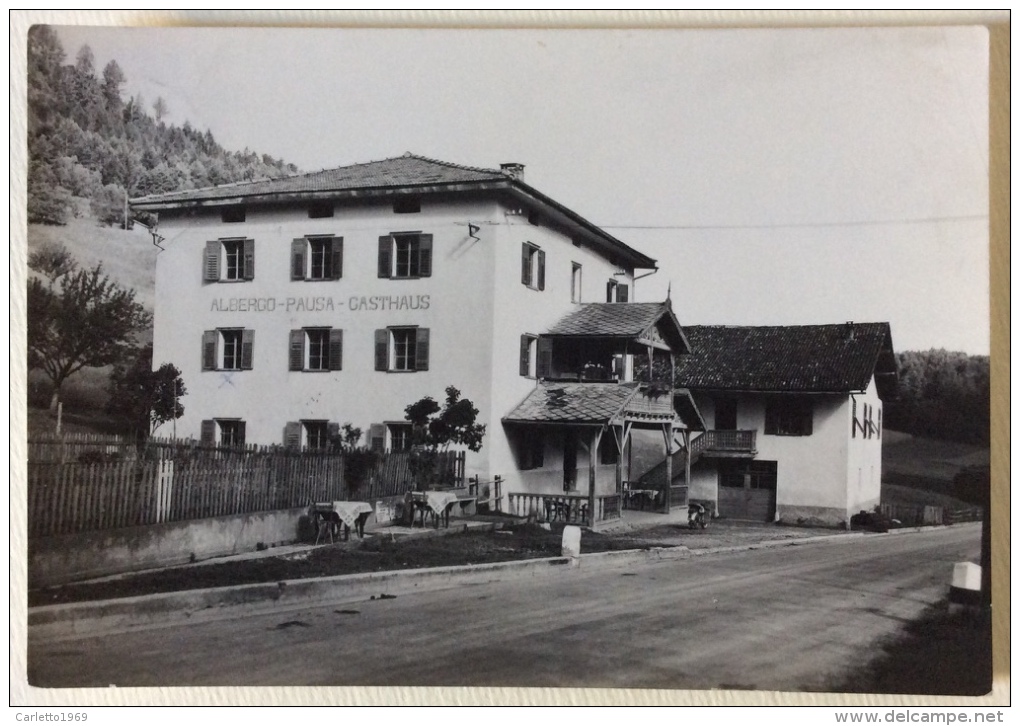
(26, 216), (158, 417)
(880, 429), (988, 509)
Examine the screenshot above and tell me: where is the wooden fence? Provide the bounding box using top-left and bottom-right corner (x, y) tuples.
(26, 437), (466, 538)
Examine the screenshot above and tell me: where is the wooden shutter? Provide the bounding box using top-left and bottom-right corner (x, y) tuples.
(236, 421), (247, 448)
(537, 249), (545, 291)
(204, 241), (220, 281)
(291, 239), (306, 280)
(243, 238), (255, 280)
(289, 330), (304, 371)
(241, 329), (254, 370)
(418, 234), (433, 277)
(284, 421), (301, 449)
(852, 398), (857, 438)
(328, 329), (343, 371)
(617, 283), (629, 302)
(331, 237), (343, 280)
(374, 329), (389, 371)
(606, 281), (614, 302)
(536, 337), (553, 379)
(415, 327), (430, 371)
(378, 235), (392, 278)
(327, 421), (341, 443)
(521, 243), (531, 286)
(202, 330), (217, 370)
(520, 335), (531, 376)
(200, 420), (216, 446)
(369, 423), (386, 453)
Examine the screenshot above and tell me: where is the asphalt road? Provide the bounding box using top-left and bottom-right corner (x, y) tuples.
(28, 524), (980, 691)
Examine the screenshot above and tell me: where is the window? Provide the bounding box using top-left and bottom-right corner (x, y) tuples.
(202, 329), (254, 371)
(292, 236), (343, 281)
(289, 328), (343, 371)
(521, 242), (545, 290)
(201, 419), (246, 448)
(519, 334), (538, 378)
(221, 206), (245, 223)
(375, 327), (430, 372)
(765, 398), (813, 436)
(283, 420), (339, 449)
(571, 263), (582, 303)
(393, 196), (421, 214)
(308, 202), (334, 218)
(378, 233), (432, 278)
(204, 238), (254, 282)
(606, 279), (629, 302)
(720, 460), (777, 490)
(517, 429), (544, 470)
(388, 423), (413, 452)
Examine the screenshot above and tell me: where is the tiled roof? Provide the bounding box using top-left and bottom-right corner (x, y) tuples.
(503, 382), (637, 424)
(131, 154), (506, 206)
(674, 323), (896, 394)
(547, 303), (666, 336)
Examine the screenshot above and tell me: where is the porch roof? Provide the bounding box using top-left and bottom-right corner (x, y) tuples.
(503, 381), (700, 428)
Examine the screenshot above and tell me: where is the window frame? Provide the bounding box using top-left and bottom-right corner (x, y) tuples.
(571, 262), (582, 303)
(519, 334), (538, 378)
(202, 328), (253, 372)
(289, 328), (343, 372)
(606, 278), (629, 302)
(764, 398), (814, 437)
(375, 326), (430, 373)
(521, 242), (546, 291)
(378, 232), (433, 279)
(201, 418), (246, 448)
(387, 422), (414, 452)
(303, 420), (330, 451)
(292, 235), (343, 281)
(518, 429), (545, 470)
(204, 238), (254, 282)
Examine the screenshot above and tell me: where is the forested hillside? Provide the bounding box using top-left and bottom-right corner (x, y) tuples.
(883, 349), (990, 445)
(26, 25), (298, 227)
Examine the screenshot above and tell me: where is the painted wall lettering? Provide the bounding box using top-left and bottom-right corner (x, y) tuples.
(210, 294), (430, 313)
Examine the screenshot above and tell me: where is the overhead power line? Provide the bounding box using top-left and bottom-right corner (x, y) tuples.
(598, 214), (988, 231)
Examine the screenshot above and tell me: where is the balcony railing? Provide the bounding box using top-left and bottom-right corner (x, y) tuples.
(692, 430), (757, 456)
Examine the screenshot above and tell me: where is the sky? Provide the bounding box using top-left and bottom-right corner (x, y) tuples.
(53, 23), (991, 355)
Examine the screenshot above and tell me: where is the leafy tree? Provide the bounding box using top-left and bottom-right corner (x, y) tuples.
(28, 241), (77, 286)
(404, 387), (486, 490)
(28, 262), (152, 410)
(107, 344), (186, 440)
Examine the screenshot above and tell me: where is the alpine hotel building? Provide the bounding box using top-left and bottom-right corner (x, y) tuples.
(133, 154), (894, 528)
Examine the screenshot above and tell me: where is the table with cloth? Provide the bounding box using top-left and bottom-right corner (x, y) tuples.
(311, 501), (374, 543)
(409, 491), (473, 528)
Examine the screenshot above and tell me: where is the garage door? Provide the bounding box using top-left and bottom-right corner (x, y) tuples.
(718, 460), (777, 521)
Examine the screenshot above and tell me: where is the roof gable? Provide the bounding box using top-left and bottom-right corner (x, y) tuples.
(674, 323), (897, 397)
(545, 301), (690, 354)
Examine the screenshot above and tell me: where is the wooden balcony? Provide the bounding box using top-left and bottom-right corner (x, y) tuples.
(691, 430), (757, 458)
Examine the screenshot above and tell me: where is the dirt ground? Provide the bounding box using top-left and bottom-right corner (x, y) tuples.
(28, 519), (840, 607)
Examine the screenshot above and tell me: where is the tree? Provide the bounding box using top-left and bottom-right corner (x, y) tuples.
(28, 263), (152, 410)
(152, 96), (168, 122)
(404, 386), (486, 490)
(100, 60), (126, 112)
(28, 241), (77, 287)
(107, 344), (186, 440)
(327, 423), (379, 495)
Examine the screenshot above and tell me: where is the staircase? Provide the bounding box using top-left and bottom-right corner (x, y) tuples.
(636, 430), (757, 488)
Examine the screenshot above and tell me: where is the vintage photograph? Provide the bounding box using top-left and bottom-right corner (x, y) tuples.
(20, 20), (993, 700)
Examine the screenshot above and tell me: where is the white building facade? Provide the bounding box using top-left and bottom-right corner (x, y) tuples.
(133, 155), (671, 505)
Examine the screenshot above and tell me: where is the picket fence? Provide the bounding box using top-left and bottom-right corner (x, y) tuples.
(26, 436), (465, 538)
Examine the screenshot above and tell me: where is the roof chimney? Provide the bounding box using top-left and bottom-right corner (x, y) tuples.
(846, 321), (855, 340)
(500, 163), (525, 181)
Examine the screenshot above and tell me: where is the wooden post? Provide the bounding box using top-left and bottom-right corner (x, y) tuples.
(588, 428), (600, 526)
(683, 429), (691, 507)
(662, 423), (672, 514)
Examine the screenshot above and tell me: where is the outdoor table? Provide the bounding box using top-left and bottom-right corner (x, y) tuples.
(544, 499), (572, 522)
(312, 501), (373, 544)
(625, 488), (660, 510)
(410, 491), (468, 528)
